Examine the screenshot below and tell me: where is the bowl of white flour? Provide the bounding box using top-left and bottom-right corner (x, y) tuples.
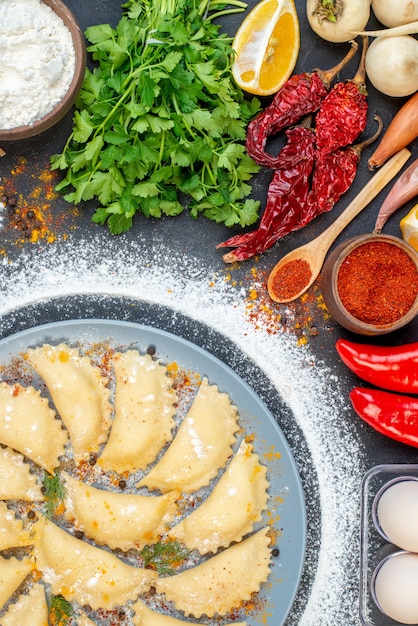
(0, 0), (86, 140)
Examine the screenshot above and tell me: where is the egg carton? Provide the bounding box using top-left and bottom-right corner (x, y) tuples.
(360, 464), (418, 626)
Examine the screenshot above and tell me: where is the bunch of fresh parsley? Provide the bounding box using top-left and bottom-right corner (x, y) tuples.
(51, 0), (262, 234)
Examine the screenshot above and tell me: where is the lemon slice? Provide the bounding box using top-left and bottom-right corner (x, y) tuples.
(400, 203), (418, 251)
(232, 0), (300, 96)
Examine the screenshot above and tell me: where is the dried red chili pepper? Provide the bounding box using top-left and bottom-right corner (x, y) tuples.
(305, 115), (382, 218)
(245, 42), (358, 169)
(314, 36), (369, 157)
(217, 122), (316, 262)
(218, 119), (382, 263)
(218, 41), (375, 264)
(337, 339), (418, 395)
(350, 386), (418, 448)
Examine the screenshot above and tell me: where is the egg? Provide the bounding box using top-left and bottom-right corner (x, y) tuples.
(373, 552), (418, 624)
(375, 479), (418, 551)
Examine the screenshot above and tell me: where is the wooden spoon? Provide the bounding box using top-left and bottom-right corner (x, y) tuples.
(267, 147), (412, 303)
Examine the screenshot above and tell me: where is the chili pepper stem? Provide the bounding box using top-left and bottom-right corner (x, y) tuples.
(351, 35), (368, 90)
(351, 115), (383, 157)
(316, 39), (359, 89)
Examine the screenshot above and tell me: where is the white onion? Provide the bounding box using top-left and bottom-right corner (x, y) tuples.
(306, 0), (370, 43)
(365, 35), (418, 96)
(371, 0), (418, 27)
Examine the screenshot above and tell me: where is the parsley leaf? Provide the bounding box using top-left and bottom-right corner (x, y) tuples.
(51, 0), (261, 234)
(42, 471), (67, 519)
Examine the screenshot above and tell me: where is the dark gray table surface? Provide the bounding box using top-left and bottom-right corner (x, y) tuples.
(0, 1), (417, 625)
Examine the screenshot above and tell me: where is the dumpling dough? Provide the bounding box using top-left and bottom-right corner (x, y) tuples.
(26, 343), (112, 462)
(33, 518), (157, 610)
(98, 351), (177, 473)
(0, 555), (34, 610)
(62, 471), (179, 551)
(0, 446), (43, 501)
(155, 527), (272, 618)
(0, 583), (48, 626)
(170, 439), (269, 553)
(0, 501), (33, 550)
(138, 378), (239, 493)
(131, 598), (248, 625)
(0, 383), (67, 472)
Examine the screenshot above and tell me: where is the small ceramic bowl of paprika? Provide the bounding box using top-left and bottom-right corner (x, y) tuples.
(320, 233), (418, 335)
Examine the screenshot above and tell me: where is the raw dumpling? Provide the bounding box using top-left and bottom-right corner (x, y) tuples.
(0, 446), (43, 501)
(0, 383), (67, 472)
(138, 378), (239, 493)
(0, 583), (48, 626)
(62, 471), (179, 551)
(26, 344), (112, 462)
(170, 439), (269, 553)
(33, 518), (157, 610)
(0, 555), (34, 610)
(155, 527), (272, 618)
(98, 351), (177, 473)
(0, 501), (33, 550)
(131, 598), (247, 625)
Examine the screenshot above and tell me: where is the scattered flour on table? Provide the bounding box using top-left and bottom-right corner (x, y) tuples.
(0, 0), (75, 129)
(0, 233), (366, 625)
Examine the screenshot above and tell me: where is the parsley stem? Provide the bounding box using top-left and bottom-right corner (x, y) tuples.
(199, 0), (247, 17)
(202, 162), (218, 187)
(207, 7), (248, 20)
(171, 93), (197, 141)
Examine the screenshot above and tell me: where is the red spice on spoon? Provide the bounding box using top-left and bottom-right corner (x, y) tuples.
(269, 259), (312, 302)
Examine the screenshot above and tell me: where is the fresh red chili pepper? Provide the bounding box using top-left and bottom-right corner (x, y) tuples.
(314, 37), (369, 157)
(350, 386), (418, 448)
(245, 42), (358, 169)
(337, 338), (418, 394)
(217, 123), (315, 262)
(218, 119), (382, 263)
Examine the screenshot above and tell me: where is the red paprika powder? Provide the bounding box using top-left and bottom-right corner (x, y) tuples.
(337, 241), (418, 325)
(269, 259), (312, 301)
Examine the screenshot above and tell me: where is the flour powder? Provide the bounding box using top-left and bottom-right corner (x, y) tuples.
(0, 0), (76, 129)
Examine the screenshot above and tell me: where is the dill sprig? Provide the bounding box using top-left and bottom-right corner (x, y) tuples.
(42, 471), (67, 518)
(48, 594), (75, 625)
(140, 540), (190, 574)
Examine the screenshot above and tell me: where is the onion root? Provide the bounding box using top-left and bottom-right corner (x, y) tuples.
(352, 20), (418, 37)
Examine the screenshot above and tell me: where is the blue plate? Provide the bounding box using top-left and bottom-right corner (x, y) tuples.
(0, 319), (306, 625)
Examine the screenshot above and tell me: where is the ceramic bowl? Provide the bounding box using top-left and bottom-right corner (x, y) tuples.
(320, 233), (418, 335)
(0, 0), (86, 141)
